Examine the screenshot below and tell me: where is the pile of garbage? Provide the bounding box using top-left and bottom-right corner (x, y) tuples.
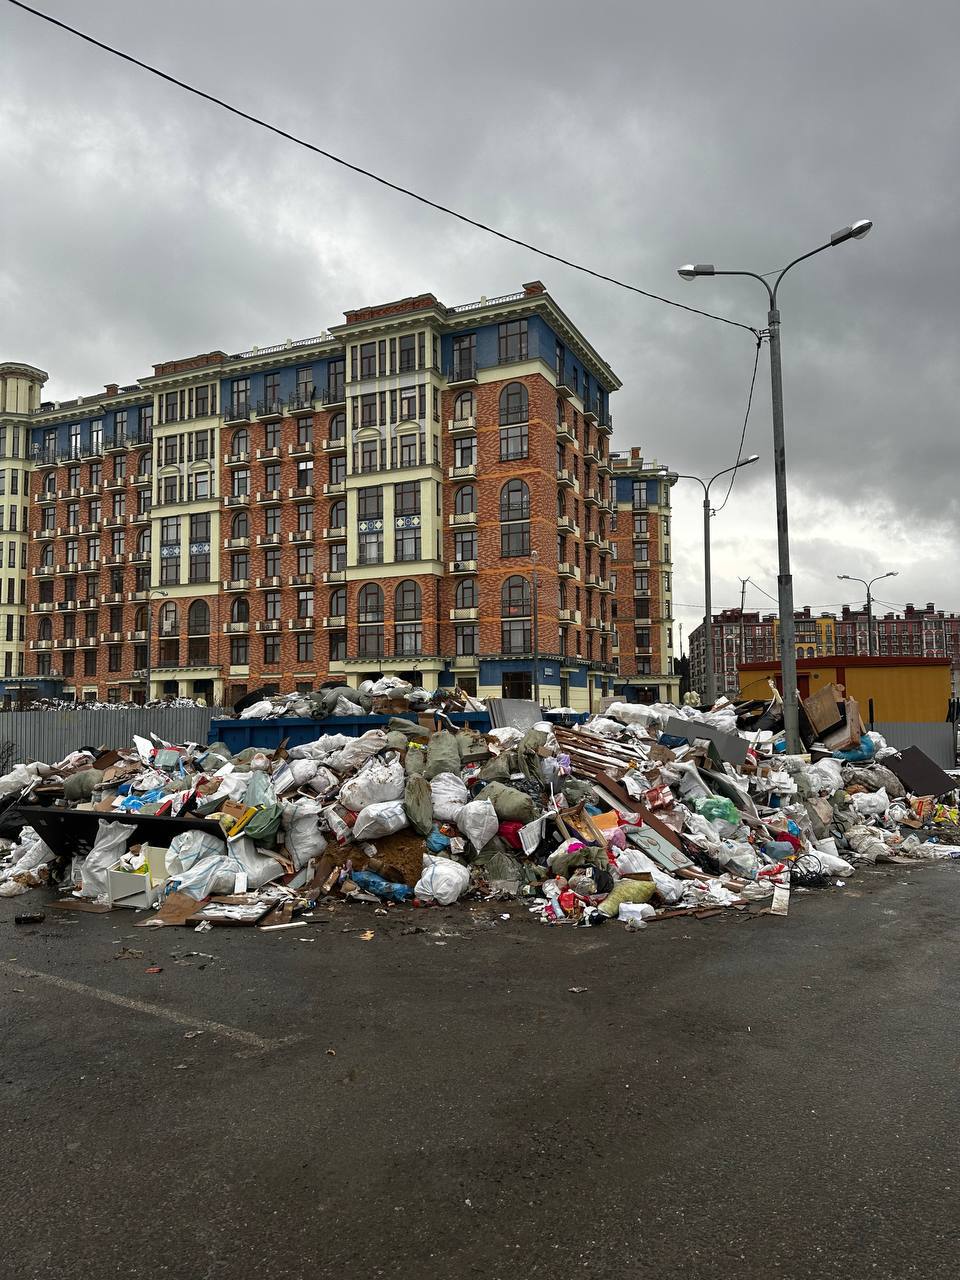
(22, 696), (212, 712)
(1, 683), (957, 930)
(236, 677), (484, 720)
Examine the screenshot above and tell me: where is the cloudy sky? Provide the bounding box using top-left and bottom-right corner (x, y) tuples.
(2, 0), (958, 645)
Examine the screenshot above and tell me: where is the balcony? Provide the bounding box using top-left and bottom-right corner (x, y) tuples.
(224, 621), (250, 634)
(323, 481), (346, 496)
(103, 476), (126, 493)
(584, 446), (601, 466)
(223, 399), (251, 425)
(447, 415), (476, 435)
(103, 514), (125, 529)
(104, 554), (125, 567)
(448, 559), (478, 574)
(222, 578), (250, 592)
(287, 389), (316, 414)
(322, 570), (346, 583)
(448, 511), (477, 526)
(447, 464), (477, 480)
(288, 617), (314, 631)
(35, 602), (55, 613)
(256, 489), (282, 504)
(556, 467), (576, 489)
(583, 404), (600, 426)
(126, 629), (147, 642)
(222, 494), (250, 507)
(101, 592), (125, 604)
(31, 566), (54, 578)
(256, 446), (282, 461)
(323, 383), (346, 408)
(104, 434), (126, 453)
(449, 606), (479, 621)
(556, 515), (580, 537)
(78, 597), (99, 610)
(76, 523), (99, 535)
(56, 488), (81, 501)
(558, 561), (579, 579)
(558, 608), (581, 624)
(288, 485), (314, 501)
(556, 421), (575, 445)
(30, 640), (54, 651)
(255, 399), (284, 422)
(321, 526), (346, 541)
(131, 472), (152, 488)
(288, 530), (313, 544)
(55, 562), (80, 575)
(597, 458), (613, 477)
(583, 489), (602, 509)
(128, 590), (150, 602)
(255, 576), (282, 589)
(323, 615), (346, 629)
(446, 358), (478, 386)
(598, 414), (614, 435)
(584, 529), (601, 549)
(128, 511), (151, 525)
(224, 536), (250, 550)
(224, 450), (250, 466)
(289, 573), (314, 587)
(290, 441), (316, 458)
(34, 491), (56, 504)
(255, 533), (281, 546)
(556, 366), (575, 399)
(597, 538), (613, 556)
(586, 573), (602, 589)
(55, 526), (79, 538)
(99, 631), (124, 644)
(320, 438), (344, 453)
(255, 620), (283, 633)
(597, 578), (614, 594)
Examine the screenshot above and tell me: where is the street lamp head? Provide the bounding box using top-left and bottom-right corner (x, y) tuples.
(744, 453), (760, 464)
(677, 263), (716, 282)
(837, 574), (851, 582)
(884, 570), (899, 579)
(830, 219), (873, 246)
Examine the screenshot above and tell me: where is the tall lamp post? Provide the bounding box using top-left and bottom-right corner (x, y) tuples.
(679, 218), (873, 750)
(530, 549), (541, 709)
(675, 456), (759, 705)
(837, 570), (898, 657)
(144, 588), (168, 705)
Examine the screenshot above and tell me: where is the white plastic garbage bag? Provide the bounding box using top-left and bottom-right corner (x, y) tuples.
(325, 731), (389, 775)
(618, 902), (656, 925)
(339, 759), (405, 811)
(281, 797), (327, 869)
(487, 727), (524, 751)
(239, 699), (275, 720)
(415, 852), (470, 904)
(851, 788), (889, 818)
(0, 762), (42, 798)
(352, 799), (407, 841)
(288, 734), (351, 761)
(81, 820), (132, 899)
(332, 696), (365, 717)
(814, 838), (855, 876)
(802, 758), (844, 794)
(228, 835), (284, 888)
(457, 798), (499, 851)
(429, 772), (469, 823)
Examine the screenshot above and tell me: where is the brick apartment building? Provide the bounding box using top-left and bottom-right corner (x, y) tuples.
(690, 601), (960, 698)
(0, 282), (676, 710)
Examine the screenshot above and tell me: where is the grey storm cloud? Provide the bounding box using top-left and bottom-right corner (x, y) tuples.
(2, 0), (959, 628)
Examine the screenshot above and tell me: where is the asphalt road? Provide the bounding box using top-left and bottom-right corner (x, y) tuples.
(2, 861), (958, 1279)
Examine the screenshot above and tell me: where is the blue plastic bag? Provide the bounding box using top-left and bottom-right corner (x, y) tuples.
(350, 869), (413, 903)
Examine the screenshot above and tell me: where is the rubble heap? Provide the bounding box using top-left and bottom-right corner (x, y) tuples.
(1, 685), (957, 930)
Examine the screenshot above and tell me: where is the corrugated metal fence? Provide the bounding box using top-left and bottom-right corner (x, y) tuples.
(0, 708), (217, 765)
(873, 721), (956, 768)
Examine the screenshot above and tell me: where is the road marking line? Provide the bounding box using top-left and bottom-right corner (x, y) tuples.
(1, 962), (281, 1051)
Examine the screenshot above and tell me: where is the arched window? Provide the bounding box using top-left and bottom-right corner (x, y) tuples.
(329, 499), (346, 529)
(134, 605), (146, 631)
(501, 575), (531, 617)
(454, 391), (475, 422)
(188, 600), (210, 635)
(43, 471), (56, 494)
(231, 428), (249, 456)
(329, 587), (346, 617)
(138, 451), (152, 476)
(557, 489), (566, 516)
(358, 583), (384, 658)
(329, 412), (346, 441)
(557, 398), (566, 426)
(499, 479), (530, 523)
(499, 382), (528, 426)
(395, 580), (422, 621)
(500, 479), (531, 557)
(231, 511), (249, 539)
(37, 617), (52, 641)
(395, 581), (422, 657)
(455, 578), (477, 609)
(230, 596), (249, 624)
(455, 485), (476, 516)
(137, 526), (151, 555)
(40, 542), (53, 567)
(358, 584), (384, 623)
(500, 576), (531, 655)
(158, 601), (179, 635)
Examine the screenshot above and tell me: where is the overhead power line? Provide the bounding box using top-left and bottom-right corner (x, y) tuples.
(712, 333), (763, 514)
(7, 0), (760, 339)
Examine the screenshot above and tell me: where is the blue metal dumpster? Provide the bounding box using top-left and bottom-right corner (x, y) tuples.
(208, 711), (492, 753)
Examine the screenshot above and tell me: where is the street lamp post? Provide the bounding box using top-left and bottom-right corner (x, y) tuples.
(530, 549), (541, 708)
(144, 588), (168, 705)
(679, 219), (872, 751)
(837, 571), (898, 657)
(675, 455), (760, 705)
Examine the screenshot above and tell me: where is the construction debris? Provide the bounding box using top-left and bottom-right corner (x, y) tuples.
(0, 688), (956, 936)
